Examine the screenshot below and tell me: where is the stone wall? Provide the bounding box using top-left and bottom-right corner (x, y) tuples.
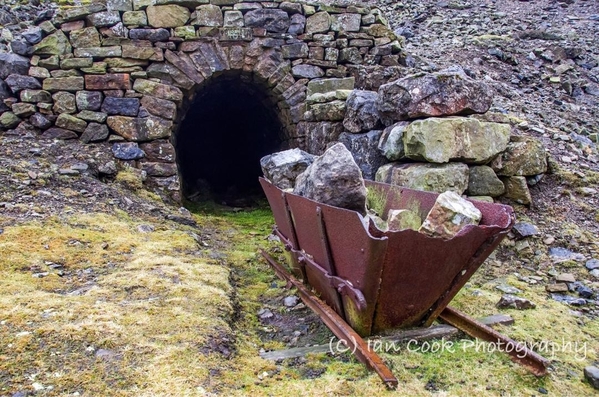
(337, 66), (548, 205)
(0, 0), (546, 204)
(0, 0), (405, 200)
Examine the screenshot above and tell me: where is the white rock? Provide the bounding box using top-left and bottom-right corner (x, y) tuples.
(32, 382), (45, 391)
(419, 191), (482, 239)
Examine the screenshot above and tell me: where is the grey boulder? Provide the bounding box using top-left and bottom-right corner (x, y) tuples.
(294, 143), (367, 215)
(377, 67), (493, 125)
(260, 148), (315, 190)
(343, 90), (381, 133)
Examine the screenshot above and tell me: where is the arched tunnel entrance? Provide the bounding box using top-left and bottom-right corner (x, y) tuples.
(174, 75), (286, 205)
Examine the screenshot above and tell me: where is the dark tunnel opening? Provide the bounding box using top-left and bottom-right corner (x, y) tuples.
(174, 76), (285, 205)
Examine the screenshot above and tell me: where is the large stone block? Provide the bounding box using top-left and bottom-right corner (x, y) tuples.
(81, 62), (108, 74)
(467, 166), (505, 197)
(102, 21), (129, 38)
(11, 103), (36, 118)
(58, 4), (107, 23)
(378, 121), (408, 161)
(343, 90), (381, 133)
(133, 0), (155, 10)
(30, 113), (52, 130)
(310, 100), (346, 121)
(20, 89), (52, 103)
(307, 77), (354, 96)
(4, 74), (41, 92)
(107, 115), (173, 141)
(60, 21), (86, 33)
(0, 79), (10, 101)
(175, 26), (196, 39)
(123, 11), (148, 26)
(60, 58), (94, 69)
(76, 90), (104, 111)
(28, 66), (51, 79)
(142, 162), (178, 177)
(107, 0), (133, 12)
(223, 10), (244, 27)
(244, 9), (290, 33)
(129, 28), (170, 42)
(0, 112), (21, 129)
(299, 121), (344, 155)
(105, 58), (149, 68)
(41, 127), (78, 140)
(52, 91), (77, 114)
(338, 130), (386, 180)
(101, 97), (140, 116)
(305, 11), (330, 34)
(74, 47), (122, 58)
(376, 162), (469, 194)
(584, 366), (599, 390)
(122, 45), (163, 61)
(156, 0), (209, 6)
(338, 47), (362, 64)
(32, 30), (72, 55)
(292, 64), (324, 79)
(55, 113), (87, 133)
(139, 140), (176, 162)
(491, 135), (547, 176)
(38, 56), (60, 70)
(133, 79), (183, 101)
(43, 77), (85, 92)
(85, 74), (131, 90)
(282, 43), (308, 59)
(22, 26), (43, 44)
(377, 67), (493, 124)
(77, 110), (108, 123)
(81, 122), (109, 143)
(140, 95), (177, 119)
(0, 53), (30, 79)
(294, 143), (367, 215)
(289, 14), (306, 35)
(330, 13), (361, 32)
(112, 142), (145, 160)
(501, 176), (532, 205)
(403, 117), (511, 164)
(280, 1), (302, 15)
(260, 148), (315, 190)
(146, 5), (190, 28)
(165, 51), (205, 84)
(10, 40), (33, 57)
(146, 62), (194, 90)
(86, 11), (122, 27)
(193, 5), (223, 27)
(69, 27), (101, 48)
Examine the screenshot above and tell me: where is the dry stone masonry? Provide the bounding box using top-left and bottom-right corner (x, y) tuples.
(0, 0), (548, 204)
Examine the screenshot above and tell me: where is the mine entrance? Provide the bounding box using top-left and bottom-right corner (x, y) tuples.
(175, 75), (286, 205)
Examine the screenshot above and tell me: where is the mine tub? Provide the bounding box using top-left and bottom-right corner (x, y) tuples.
(259, 177), (549, 386)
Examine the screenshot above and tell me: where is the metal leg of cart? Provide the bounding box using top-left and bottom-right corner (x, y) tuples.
(261, 250), (399, 389)
(439, 306), (549, 376)
(260, 250), (549, 387)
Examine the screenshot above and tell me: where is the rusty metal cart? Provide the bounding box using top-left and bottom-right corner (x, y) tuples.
(259, 177), (548, 388)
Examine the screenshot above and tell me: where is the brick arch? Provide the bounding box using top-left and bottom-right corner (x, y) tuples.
(163, 39), (298, 145)
(173, 68), (294, 201)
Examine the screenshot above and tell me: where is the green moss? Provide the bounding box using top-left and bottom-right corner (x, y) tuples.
(366, 186), (389, 217)
(115, 168), (144, 191)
